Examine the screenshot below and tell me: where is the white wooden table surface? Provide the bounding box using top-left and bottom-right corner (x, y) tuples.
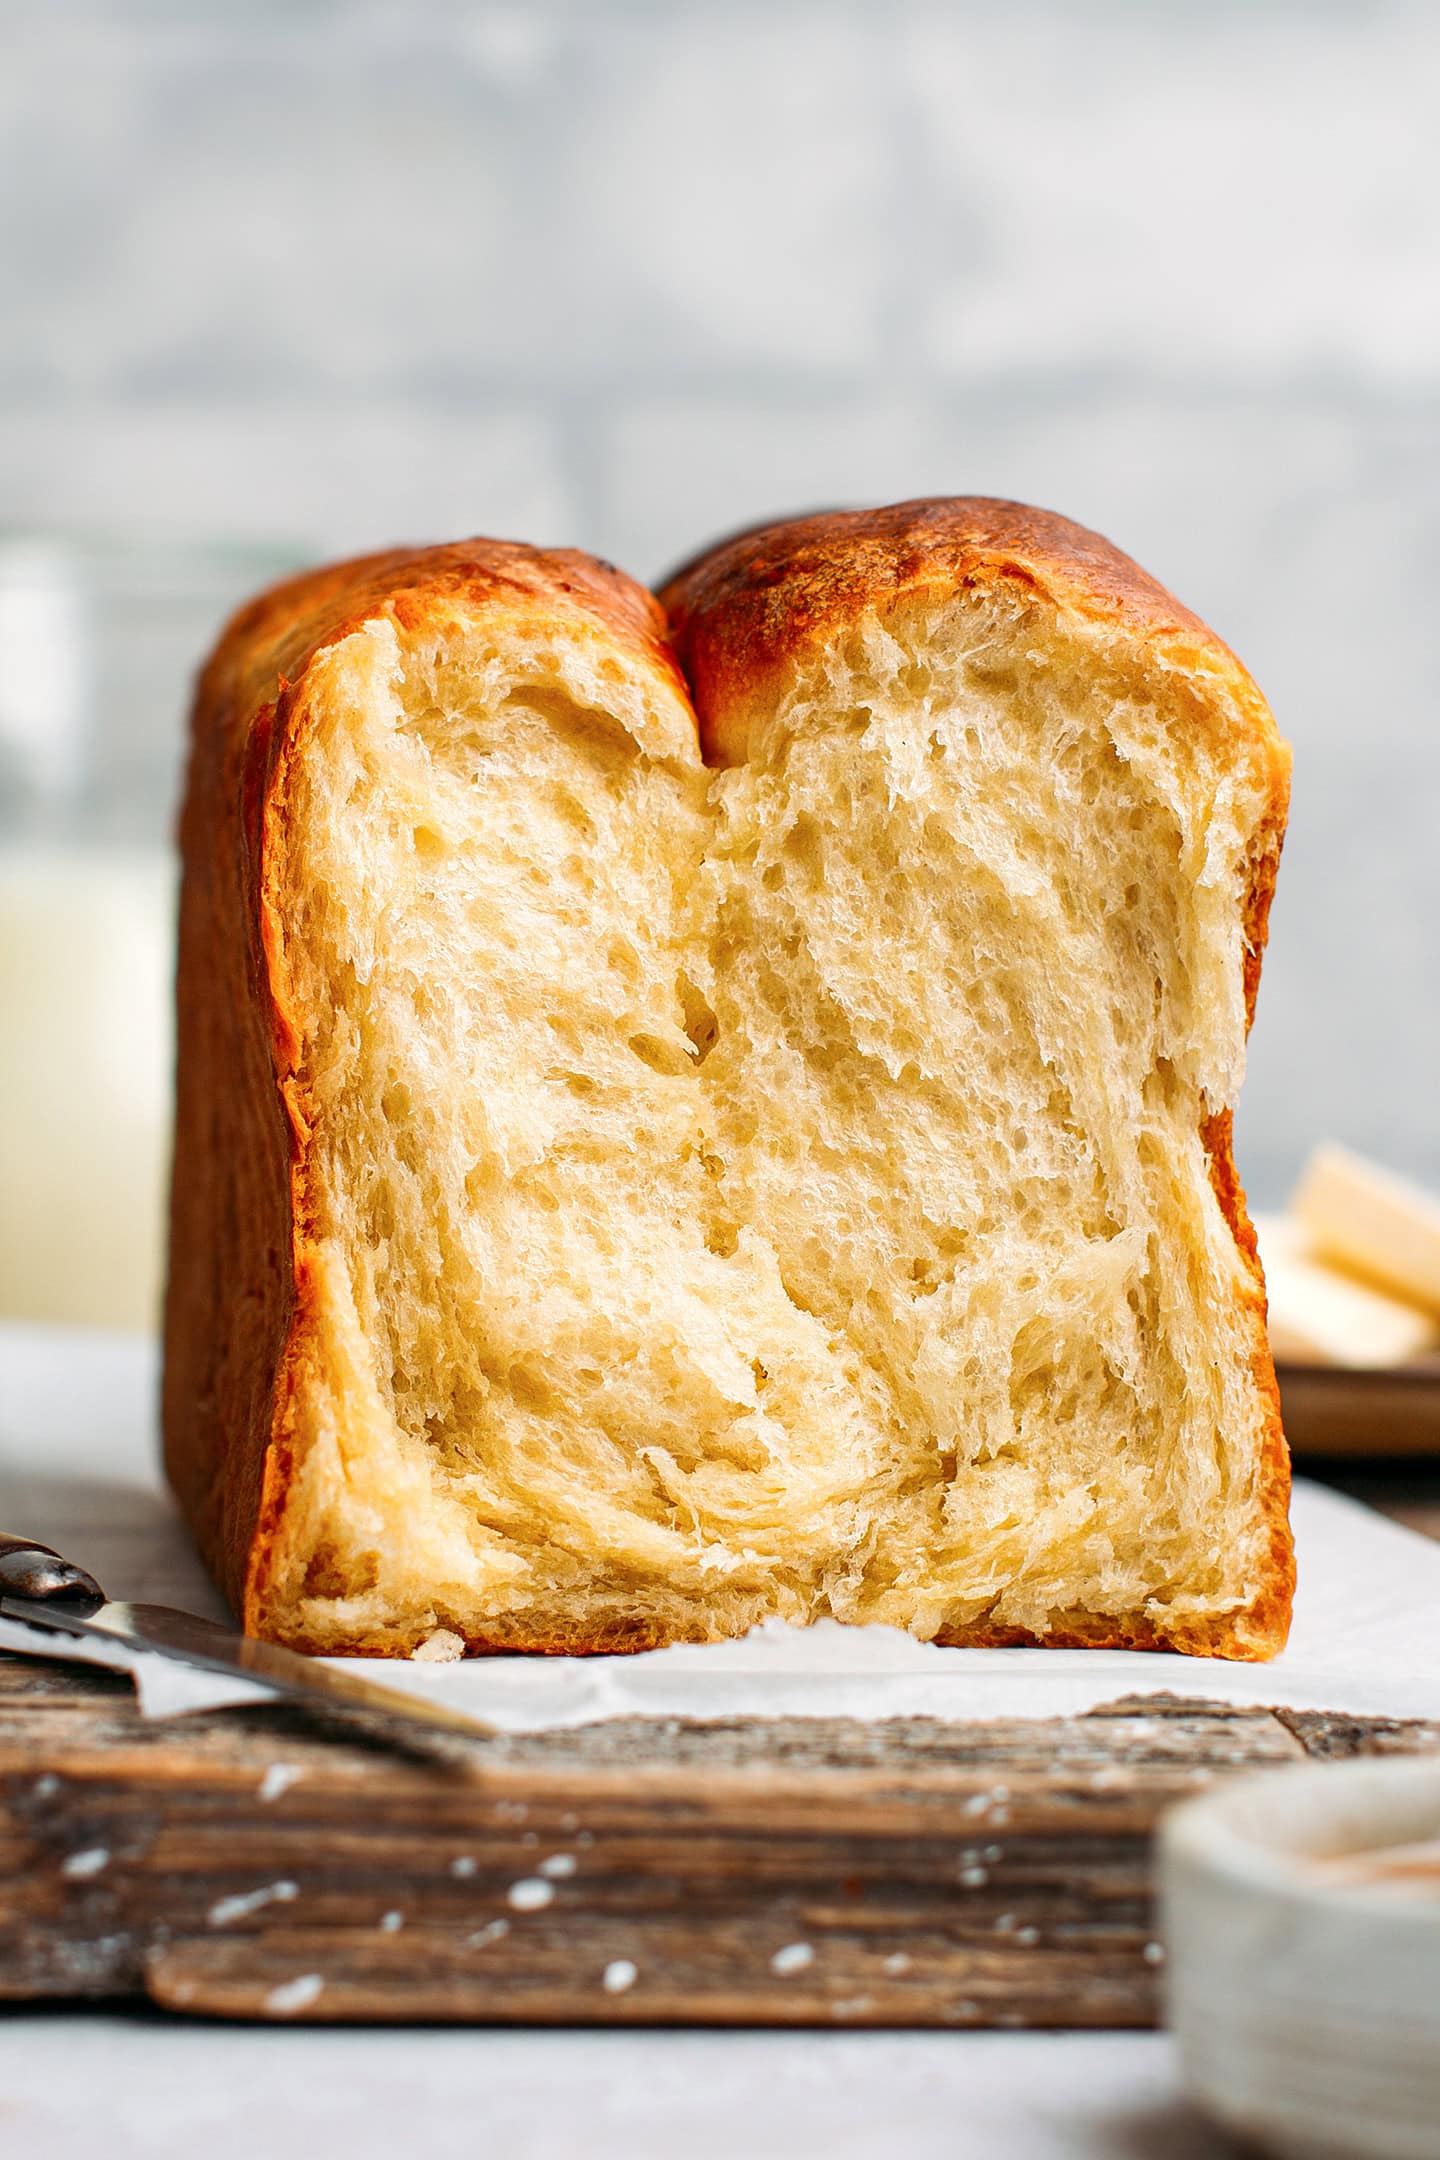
(0, 2016), (1229, 2160)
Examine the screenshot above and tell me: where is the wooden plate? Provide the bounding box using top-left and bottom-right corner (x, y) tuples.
(1276, 1359), (1440, 1457)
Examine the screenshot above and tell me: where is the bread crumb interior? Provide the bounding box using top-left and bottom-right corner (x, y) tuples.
(270, 594), (1277, 1651)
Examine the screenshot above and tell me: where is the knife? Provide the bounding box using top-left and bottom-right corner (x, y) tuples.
(0, 1532), (491, 1751)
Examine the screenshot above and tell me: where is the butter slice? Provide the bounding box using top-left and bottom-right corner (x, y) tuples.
(1253, 1212), (1440, 1368)
(1292, 1144), (1440, 1319)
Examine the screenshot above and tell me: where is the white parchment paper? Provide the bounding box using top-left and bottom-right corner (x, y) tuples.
(4, 1322), (1438, 1731)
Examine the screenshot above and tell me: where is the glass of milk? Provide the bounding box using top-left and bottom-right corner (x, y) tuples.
(0, 536), (302, 1332)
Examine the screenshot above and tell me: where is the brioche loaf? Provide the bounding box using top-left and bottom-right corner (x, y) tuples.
(164, 501), (1293, 1658)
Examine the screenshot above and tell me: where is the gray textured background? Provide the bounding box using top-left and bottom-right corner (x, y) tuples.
(4, 0), (1437, 1206)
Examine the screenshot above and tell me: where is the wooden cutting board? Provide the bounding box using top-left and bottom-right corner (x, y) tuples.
(1, 1650), (1436, 2029)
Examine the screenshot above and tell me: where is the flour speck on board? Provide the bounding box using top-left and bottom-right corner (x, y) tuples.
(264, 1973), (324, 2016)
(61, 1847), (109, 1880)
(770, 1942), (814, 1976)
(379, 1910), (405, 1934)
(539, 1852), (576, 1879)
(258, 1764), (302, 1803)
(450, 1855), (478, 1879)
(602, 1959), (638, 1994)
(507, 1877), (554, 1911)
(468, 1919), (510, 1947)
(208, 1881), (298, 1927)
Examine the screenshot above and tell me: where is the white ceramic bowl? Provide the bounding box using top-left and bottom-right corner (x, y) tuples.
(1160, 1756), (1440, 2160)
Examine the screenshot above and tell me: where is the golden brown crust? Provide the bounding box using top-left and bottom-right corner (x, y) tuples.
(255, 1616), (705, 1660)
(1191, 734), (1295, 1660)
(205, 538), (689, 753)
(660, 496), (1284, 769)
(1184, 694), (1293, 1659)
(163, 538), (693, 1634)
(162, 686), (296, 1617)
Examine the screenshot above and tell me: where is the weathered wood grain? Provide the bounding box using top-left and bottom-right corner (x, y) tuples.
(0, 1654), (1435, 2028)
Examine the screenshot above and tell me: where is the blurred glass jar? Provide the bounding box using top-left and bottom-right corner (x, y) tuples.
(0, 536), (302, 1331)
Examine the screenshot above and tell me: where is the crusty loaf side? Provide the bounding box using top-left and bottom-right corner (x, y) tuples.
(164, 541), (702, 1635)
(166, 504), (1292, 1659)
(662, 499), (1292, 1657)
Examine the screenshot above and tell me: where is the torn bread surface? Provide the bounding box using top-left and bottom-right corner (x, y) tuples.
(165, 514), (1292, 1659)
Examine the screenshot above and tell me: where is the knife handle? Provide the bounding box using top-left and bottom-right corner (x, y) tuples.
(0, 1535), (105, 1608)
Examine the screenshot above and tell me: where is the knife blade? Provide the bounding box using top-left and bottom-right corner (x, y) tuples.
(0, 1534), (491, 1750)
